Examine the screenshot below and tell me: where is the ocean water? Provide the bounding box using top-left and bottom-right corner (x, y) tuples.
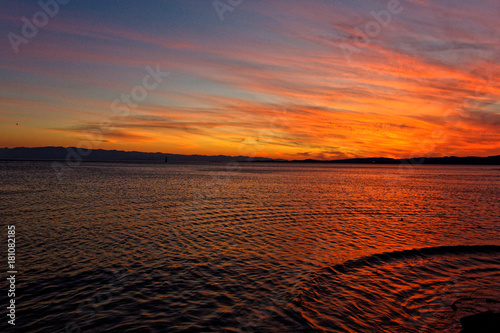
(1, 162), (499, 332)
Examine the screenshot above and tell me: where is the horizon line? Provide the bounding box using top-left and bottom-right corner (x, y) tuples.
(1, 146), (500, 163)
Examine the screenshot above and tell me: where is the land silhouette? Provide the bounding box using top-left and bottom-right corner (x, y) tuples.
(1, 147), (500, 165)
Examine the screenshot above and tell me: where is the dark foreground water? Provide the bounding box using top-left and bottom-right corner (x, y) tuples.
(1, 162), (499, 332)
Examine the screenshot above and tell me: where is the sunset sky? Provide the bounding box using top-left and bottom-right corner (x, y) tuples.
(1, 0), (499, 160)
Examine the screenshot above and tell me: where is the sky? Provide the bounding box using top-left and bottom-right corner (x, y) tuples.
(0, 0), (499, 160)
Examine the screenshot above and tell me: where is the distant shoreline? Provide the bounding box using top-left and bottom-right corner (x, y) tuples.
(247, 156), (500, 165)
(1, 147), (499, 165)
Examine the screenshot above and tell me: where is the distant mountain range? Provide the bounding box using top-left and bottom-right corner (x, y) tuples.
(0, 146), (278, 163)
(284, 156), (500, 165)
(1, 147), (499, 165)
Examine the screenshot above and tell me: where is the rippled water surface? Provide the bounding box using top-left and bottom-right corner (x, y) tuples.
(1, 162), (499, 332)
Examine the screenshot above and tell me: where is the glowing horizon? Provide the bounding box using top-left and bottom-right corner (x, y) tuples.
(1, 0), (499, 160)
